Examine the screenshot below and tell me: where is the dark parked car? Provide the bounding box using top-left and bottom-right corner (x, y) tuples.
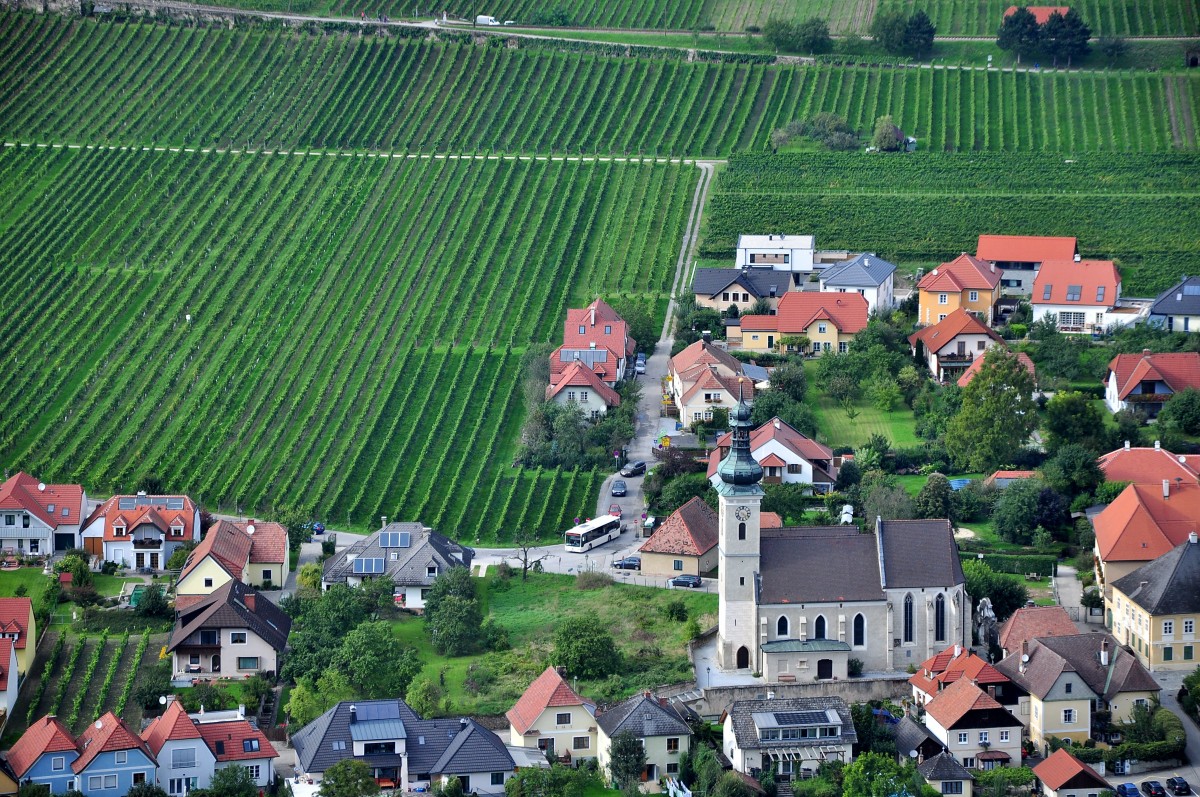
(611, 479), (627, 497)
(621, 461), (647, 477)
(612, 556), (641, 571)
(1166, 779), (1192, 796)
(1116, 785), (1140, 797)
(1143, 782), (1167, 797)
(669, 574), (702, 588)
(312, 522), (325, 535)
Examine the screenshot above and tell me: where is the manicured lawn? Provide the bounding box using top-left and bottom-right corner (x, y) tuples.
(895, 473), (984, 497)
(0, 568), (53, 610)
(956, 519), (1027, 552)
(391, 572), (718, 715)
(812, 393), (920, 449)
(92, 574), (141, 597)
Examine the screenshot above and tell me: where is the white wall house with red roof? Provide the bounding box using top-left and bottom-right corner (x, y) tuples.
(908, 309), (1004, 383)
(1032, 260), (1135, 334)
(545, 361), (621, 419)
(1105, 350), (1200, 415)
(0, 472), (86, 555)
(0, 596), (37, 675)
(976, 234), (1078, 295)
(506, 666), (597, 762)
(706, 417), (839, 493)
(81, 493), (200, 569)
(668, 341), (755, 426)
(549, 299), (636, 388)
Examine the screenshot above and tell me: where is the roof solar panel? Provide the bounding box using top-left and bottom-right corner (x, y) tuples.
(773, 711), (830, 726)
(118, 498), (136, 510)
(1185, 285), (1200, 296)
(398, 531), (411, 548)
(380, 531), (400, 548)
(357, 702), (401, 721)
(166, 497), (184, 509)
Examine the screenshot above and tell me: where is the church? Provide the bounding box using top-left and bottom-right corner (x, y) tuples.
(714, 389), (969, 678)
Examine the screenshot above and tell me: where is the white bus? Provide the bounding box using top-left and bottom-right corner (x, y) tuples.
(564, 515), (622, 553)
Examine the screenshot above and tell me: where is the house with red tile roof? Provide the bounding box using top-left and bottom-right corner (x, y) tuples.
(1098, 440), (1200, 485)
(1092, 481), (1200, 600)
(736, 292), (868, 355)
(506, 666), (597, 762)
(1033, 748), (1111, 797)
(81, 493), (200, 569)
(141, 699), (214, 794)
(1105, 350), (1200, 416)
(958, 352), (1036, 389)
(639, 497), (719, 578)
(0, 596), (36, 676)
(175, 519), (288, 607)
(196, 719), (277, 787)
(0, 471), (86, 556)
(1032, 260), (1132, 334)
(668, 340), (756, 427)
(545, 360), (621, 419)
(0, 638), (17, 717)
(706, 416), (839, 493)
(997, 606), (1079, 661)
(917, 254), (1003, 326)
(6, 715), (79, 793)
(549, 299), (636, 391)
(909, 309), (1004, 382)
(73, 711), (157, 796)
(976, 234), (1078, 295)
(908, 644), (1014, 710)
(1003, 5), (1071, 24)
(922, 678), (1022, 771)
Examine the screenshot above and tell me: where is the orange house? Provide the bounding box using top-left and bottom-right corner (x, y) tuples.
(917, 254), (1003, 326)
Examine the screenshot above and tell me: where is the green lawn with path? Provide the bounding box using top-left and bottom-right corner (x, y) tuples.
(392, 572), (717, 715)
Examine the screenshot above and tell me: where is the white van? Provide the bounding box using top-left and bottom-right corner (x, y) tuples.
(475, 14), (501, 25)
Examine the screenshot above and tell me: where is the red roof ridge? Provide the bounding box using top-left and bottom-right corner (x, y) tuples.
(7, 715), (78, 777)
(917, 253), (1001, 292)
(924, 678), (1005, 728)
(196, 719), (278, 762)
(909, 308), (1002, 350)
(640, 496), (719, 557)
(141, 700), (202, 754)
(977, 234), (1077, 263)
(546, 360), (622, 407)
(1034, 748), (1109, 791)
(0, 598), (33, 649)
(73, 711), (155, 773)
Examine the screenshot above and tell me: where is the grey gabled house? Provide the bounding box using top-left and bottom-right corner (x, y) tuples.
(320, 522), (473, 610)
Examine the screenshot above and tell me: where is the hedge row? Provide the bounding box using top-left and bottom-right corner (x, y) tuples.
(959, 552), (1058, 577)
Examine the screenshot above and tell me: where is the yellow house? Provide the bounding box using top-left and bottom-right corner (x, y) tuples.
(597, 693), (691, 793)
(738, 292), (868, 354)
(1109, 533), (1200, 671)
(506, 666), (597, 762)
(176, 520), (288, 607)
(692, 268), (790, 315)
(918, 753), (975, 797)
(994, 633), (1159, 752)
(917, 254), (1003, 326)
(0, 597), (36, 676)
(638, 497), (718, 578)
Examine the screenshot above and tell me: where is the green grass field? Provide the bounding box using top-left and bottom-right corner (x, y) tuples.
(391, 572), (718, 715)
(812, 395), (920, 449)
(703, 152), (1200, 297)
(0, 568), (52, 611)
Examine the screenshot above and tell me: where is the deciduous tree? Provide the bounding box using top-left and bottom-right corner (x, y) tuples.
(607, 731), (647, 791)
(997, 7), (1041, 63)
(319, 760), (379, 797)
(945, 348), (1037, 472)
(915, 474), (953, 520)
(332, 621), (422, 696)
(553, 612), (620, 679)
(869, 9), (908, 54)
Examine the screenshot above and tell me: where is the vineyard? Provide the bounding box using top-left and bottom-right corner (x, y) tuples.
(701, 152), (1200, 296)
(11, 631), (158, 739)
(0, 147), (691, 540)
(876, 0), (1200, 36)
(0, 16), (1197, 155)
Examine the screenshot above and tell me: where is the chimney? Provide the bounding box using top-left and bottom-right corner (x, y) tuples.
(459, 718), (467, 729)
(702, 331), (712, 343)
(590, 306), (596, 326)
(1189, 531), (1198, 544)
(1100, 638), (1109, 666)
(245, 593), (256, 612)
(1074, 253), (1082, 262)
(1163, 479), (1170, 499)
(954, 644), (962, 658)
(1144, 349), (1153, 357)
(1155, 439), (1161, 450)
(991, 264), (996, 273)
(1125, 440), (1130, 451)
(381, 516), (387, 529)
(349, 705), (357, 723)
(1021, 640), (1029, 657)
(589, 341), (596, 349)
(773, 419), (781, 429)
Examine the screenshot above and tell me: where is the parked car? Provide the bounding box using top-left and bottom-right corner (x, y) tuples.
(1166, 779), (1192, 796)
(312, 522), (325, 535)
(1116, 785), (1140, 797)
(612, 556), (641, 571)
(611, 479), (627, 497)
(634, 359), (646, 374)
(669, 574), (702, 588)
(608, 503), (623, 519)
(1143, 782), (1167, 797)
(621, 461), (647, 477)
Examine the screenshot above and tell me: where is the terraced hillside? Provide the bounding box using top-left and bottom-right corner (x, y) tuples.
(702, 152), (1200, 296)
(1, 16), (1197, 155)
(0, 146), (692, 540)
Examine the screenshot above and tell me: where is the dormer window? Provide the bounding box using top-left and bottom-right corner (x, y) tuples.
(171, 524), (184, 537)
(114, 524), (126, 537)
(427, 565), (438, 578)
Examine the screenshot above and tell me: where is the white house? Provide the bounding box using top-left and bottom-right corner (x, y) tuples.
(1033, 749), (1112, 797)
(667, 340), (755, 426)
(923, 678), (1023, 771)
(81, 493), (200, 568)
(1149, 276), (1200, 333)
(1104, 350), (1200, 416)
(736, 234), (816, 272)
(546, 360), (621, 419)
(167, 581), (291, 678)
(0, 472), (86, 554)
(818, 253), (897, 313)
(506, 666), (597, 762)
(908, 308), (1004, 383)
(1031, 260), (1138, 334)
(597, 693), (691, 792)
(706, 416), (839, 493)
(722, 696), (855, 783)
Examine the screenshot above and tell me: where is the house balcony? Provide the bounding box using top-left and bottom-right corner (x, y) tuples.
(938, 353), (974, 364)
(132, 539), (164, 550)
(704, 397), (725, 404)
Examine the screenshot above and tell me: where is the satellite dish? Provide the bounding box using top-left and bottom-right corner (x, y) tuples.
(909, 750), (918, 758)
(38, 483), (46, 492)
(1021, 654), (1030, 663)
(95, 720), (104, 730)
(246, 525), (255, 535)
(159, 696), (167, 705)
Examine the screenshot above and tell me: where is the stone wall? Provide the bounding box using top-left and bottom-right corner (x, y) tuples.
(690, 675), (911, 717)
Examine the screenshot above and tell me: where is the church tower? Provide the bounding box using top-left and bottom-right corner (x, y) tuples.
(715, 382), (764, 671)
